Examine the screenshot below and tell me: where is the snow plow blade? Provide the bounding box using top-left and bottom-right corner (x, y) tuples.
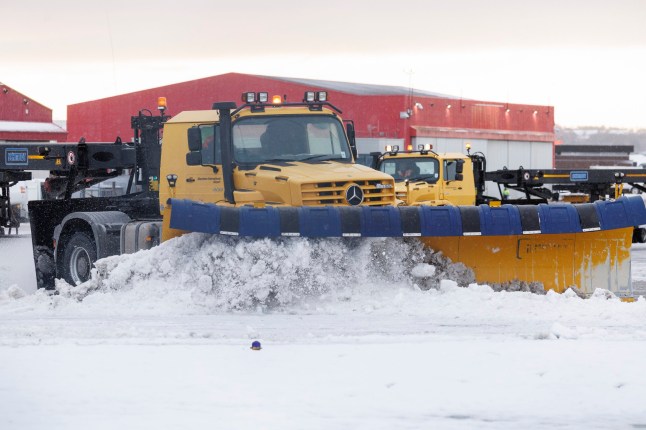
(164, 196), (646, 299)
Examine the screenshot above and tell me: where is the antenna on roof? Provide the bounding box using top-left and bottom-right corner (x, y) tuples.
(404, 68), (414, 117)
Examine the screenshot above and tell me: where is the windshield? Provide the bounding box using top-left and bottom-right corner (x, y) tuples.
(232, 115), (352, 164)
(380, 157), (440, 182)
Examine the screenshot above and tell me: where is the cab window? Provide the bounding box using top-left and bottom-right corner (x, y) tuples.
(444, 160), (458, 181)
(232, 115), (351, 164)
(200, 124), (221, 165)
(380, 158), (439, 182)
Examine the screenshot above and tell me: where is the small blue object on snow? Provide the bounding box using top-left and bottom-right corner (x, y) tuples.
(251, 340), (262, 350)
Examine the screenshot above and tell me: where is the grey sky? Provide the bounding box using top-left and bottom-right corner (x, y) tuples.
(2, 0), (646, 127)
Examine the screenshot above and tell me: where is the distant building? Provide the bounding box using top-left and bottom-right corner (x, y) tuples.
(67, 72), (555, 170)
(0, 83), (67, 142)
(555, 144), (635, 169)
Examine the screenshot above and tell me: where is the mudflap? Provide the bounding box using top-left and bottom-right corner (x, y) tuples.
(34, 245), (56, 290)
(422, 227), (634, 298)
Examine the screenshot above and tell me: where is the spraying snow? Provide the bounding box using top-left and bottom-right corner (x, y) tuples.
(52, 234), (476, 311)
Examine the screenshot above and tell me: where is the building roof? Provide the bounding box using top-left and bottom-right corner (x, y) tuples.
(260, 74), (460, 98)
(0, 120), (66, 133)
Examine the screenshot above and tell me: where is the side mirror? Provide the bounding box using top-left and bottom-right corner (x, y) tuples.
(346, 122), (356, 141)
(346, 121), (358, 159)
(369, 151), (381, 169)
(187, 127), (202, 152)
(456, 159), (464, 174)
(186, 152), (202, 166)
(455, 173), (464, 181)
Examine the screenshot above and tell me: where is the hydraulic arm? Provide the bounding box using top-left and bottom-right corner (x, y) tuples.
(485, 167), (646, 202)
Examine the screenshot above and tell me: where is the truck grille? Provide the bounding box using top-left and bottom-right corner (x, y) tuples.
(301, 180), (395, 206)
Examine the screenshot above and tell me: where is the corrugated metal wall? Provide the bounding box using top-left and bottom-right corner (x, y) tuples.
(486, 140), (552, 170)
(67, 73), (555, 147)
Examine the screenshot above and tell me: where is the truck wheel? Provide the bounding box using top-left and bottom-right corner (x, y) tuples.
(632, 227), (646, 244)
(61, 233), (97, 285)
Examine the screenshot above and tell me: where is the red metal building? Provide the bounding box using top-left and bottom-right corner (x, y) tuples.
(67, 73), (555, 169)
(0, 83), (67, 142)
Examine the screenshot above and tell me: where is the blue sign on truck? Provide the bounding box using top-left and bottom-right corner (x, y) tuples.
(569, 171), (589, 182)
(5, 148), (29, 166)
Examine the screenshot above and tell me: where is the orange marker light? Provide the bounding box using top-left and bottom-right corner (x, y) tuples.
(272, 95), (282, 104)
(157, 97), (167, 111)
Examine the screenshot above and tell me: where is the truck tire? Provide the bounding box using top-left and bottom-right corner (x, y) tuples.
(61, 232), (97, 286)
(635, 227), (646, 244)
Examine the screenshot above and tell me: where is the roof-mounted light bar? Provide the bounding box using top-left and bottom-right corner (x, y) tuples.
(303, 91), (328, 103)
(241, 91), (284, 105)
(242, 92), (270, 103)
(385, 145), (400, 155)
(241, 90), (330, 105)
(231, 90), (341, 115)
(418, 143), (433, 154)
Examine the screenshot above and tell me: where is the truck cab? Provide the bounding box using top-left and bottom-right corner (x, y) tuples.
(372, 145), (476, 206)
(159, 92), (395, 215)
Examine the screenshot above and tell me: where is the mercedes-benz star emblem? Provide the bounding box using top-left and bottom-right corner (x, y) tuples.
(345, 185), (364, 206)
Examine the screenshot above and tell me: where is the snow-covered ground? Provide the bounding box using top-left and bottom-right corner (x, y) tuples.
(1, 229), (646, 429)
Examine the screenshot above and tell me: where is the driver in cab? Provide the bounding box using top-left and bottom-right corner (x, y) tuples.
(396, 160), (419, 180)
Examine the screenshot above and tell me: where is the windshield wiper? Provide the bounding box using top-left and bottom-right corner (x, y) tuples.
(407, 174), (436, 182)
(260, 158), (292, 164)
(298, 154), (344, 162)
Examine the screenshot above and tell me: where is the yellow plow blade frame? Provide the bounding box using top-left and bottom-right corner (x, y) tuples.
(422, 227), (634, 298)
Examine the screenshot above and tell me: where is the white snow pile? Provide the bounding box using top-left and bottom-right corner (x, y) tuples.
(54, 234), (475, 310)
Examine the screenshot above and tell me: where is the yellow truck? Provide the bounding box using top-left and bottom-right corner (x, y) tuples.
(369, 144), (646, 210)
(160, 96), (393, 204)
(159, 92), (396, 241)
(370, 145), (477, 206)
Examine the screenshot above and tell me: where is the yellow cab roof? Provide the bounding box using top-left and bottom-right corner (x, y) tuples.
(167, 105), (337, 124)
(234, 105), (337, 119)
(166, 110), (219, 123)
(384, 152), (469, 159)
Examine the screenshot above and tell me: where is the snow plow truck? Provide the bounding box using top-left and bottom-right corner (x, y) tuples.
(1, 91), (645, 299)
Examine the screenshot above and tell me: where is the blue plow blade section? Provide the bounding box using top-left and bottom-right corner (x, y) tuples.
(166, 196), (646, 239)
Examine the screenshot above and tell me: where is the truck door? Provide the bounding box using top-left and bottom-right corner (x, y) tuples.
(185, 124), (225, 203)
(442, 159), (471, 205)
